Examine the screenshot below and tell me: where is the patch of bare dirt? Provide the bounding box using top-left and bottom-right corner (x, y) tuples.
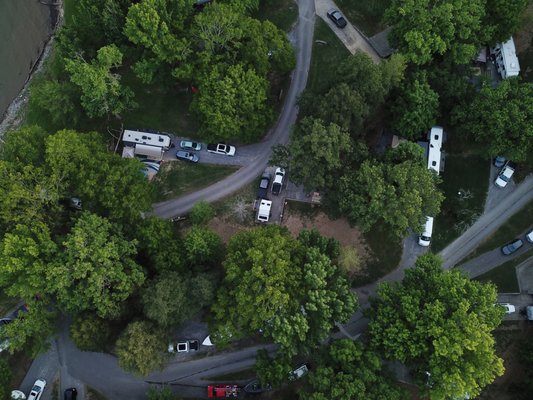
(515, 3), (533, 53)
(208, 216), (249, 244)
(282, 212), (369, 259)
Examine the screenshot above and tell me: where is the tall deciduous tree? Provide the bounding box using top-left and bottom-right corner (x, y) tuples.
(116, 321), (166, 376)
(483, 0), (530, 44)
(390, 72), (439, 139)
(142, 272), (215, 327)
(50, 212), (144, 319)
(212, 225), (356, 355)
(124, 0), (193, 82)
(184, 226), (223, 267)
(302, 340), (405, 400)
(285, 117), (353, 191)
(340, 150), (443, 237)
(385, 0), (486, 65)
(452, 78), (533, 162)
(65, 44), (136, 118)
(0, 125), (49, 168)
(368, 254), (504, 399)
(194, 63), (272, 142)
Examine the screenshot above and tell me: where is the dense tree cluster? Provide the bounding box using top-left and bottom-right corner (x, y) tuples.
(368, 254), (504, 399)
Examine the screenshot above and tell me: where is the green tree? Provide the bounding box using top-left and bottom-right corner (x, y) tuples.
(0, 358), (12, 400)
(212, 225), (356, 354)
(142, 272), (215, 328)
(193, 64), (272, 142)
(286, 117), (352, 191)
(2, 300), (56, 356)
(385, 0), (486, 65)
(339, 155), (443, 237)
(146, 386), (179, 400)
(483, 0), (530, 44)
(390, 72), (439, 139)
(135, 217), (184, 272)
(452, 78), (533, 162)
(116, 321), (166, 376)
(189, 201), (215, 225)
(0, 125), (49, 167)
(302, 340), (405, 400)
(51, 212), (145, 319)
(0, 222), (57, 299)
(65, 44), (136, 118)
(368, 254), (505, 399)
(69, 313), (113, 352)
(183, 226), (223, 267)
(124, 0), (193, 83)
(255, 350), (293, 388)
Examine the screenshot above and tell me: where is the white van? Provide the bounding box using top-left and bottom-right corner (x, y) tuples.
(418, 217), (434, 247)
(257, 199), (272, 222)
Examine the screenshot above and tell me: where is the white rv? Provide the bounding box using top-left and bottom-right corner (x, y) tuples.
(491, 37), (520, 79)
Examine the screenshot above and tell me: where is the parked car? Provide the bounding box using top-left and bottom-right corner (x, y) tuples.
(207, 384), (239, 398)
(289, 363), (310, 381)
(180, 140), (202, 151)
(257, 172), (271, 199)
(327, 8), (347, 28)
(526, 228), (533, 243)
(168, 343), (176, 353)
(494, 161), (515, 188)
(207, 143), (236, 156)
(501, 238), (523, 255)
(496, 303), (516, 314)
(64, 388), (77, 400)
(493, 156), (506, 168)
(27, 379), (46, 400)
(176, 150), (199, 163)
(189, 340), (199, 351)
(0, 318), (12, 352)
(271, 167), (285, 195)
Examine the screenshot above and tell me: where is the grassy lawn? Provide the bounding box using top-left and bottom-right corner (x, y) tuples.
(474, 249), (533, 293)
(335, 0), (391, 36)
(307, 18), (351, 95)
(86, 387), (109, 400)
(7, 351), (34, 389)
(516, 3), (533, 83)
(465, 200), (533, 260)
(254, 0), (298, 32)
(152, 162), (238, 201)
(121, 70), (199, 137)
(431, 154), (489, 252)
(354, 223), (402, 287)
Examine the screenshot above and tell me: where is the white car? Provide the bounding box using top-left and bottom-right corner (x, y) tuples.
(494, 162), (515, 188)
(271, 167), (285, 195)
(289, 363), (309, 381)
(526, 228), (533, 243)
(177, 342), (189, 352)
(28, 379), (46, 400)
(497, 303), (516, 314)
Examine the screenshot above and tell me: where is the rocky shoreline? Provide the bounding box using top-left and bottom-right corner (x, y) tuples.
(0, 0), (64, 136)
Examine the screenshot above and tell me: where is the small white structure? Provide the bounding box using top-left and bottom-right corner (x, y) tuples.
(427, 126), (443, 174)
(491, 37), (520, 79)
(122, 129), (171, 161)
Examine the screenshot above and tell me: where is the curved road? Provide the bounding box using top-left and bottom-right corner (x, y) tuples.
(152, 0), (316, 219)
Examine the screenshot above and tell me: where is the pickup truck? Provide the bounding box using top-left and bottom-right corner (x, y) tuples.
(207, 143), (236, 156)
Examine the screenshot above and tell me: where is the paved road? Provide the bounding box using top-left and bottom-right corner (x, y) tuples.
(151, 0), (316, 219)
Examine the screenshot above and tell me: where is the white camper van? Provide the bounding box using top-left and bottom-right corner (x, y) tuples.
(257, 199), (272, 223)
(418, 217), (434, 247)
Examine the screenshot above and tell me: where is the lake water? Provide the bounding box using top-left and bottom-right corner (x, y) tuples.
(0, 0), (54, 119)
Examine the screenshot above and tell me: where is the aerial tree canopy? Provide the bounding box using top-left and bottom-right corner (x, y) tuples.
(452, 77), (533, 162)
(368, 253), (505, 399)
(385, 0), (486, 65)
(212, 225), (356, 355)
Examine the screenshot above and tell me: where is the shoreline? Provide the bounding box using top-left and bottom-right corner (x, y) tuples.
(0, 0), (64, 137)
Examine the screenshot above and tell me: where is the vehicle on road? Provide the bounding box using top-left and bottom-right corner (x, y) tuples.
(493, 156), (506, 168)
(180, 140), (202, 151)
(207, 143), (236, 156)
(526, 228), (533, 243)
(501, 238), (523, 255)
(177, 341), (189, 352)
(28, 379), (46, 400)
(207, 384), (239, 398)
(271, 167), (285, 195)
(176, 150), (199, 163)
(327, 8), (347, 28)
(189, 340), (199, 351)
(289, 363), (309, 381)
(257, 172), (271, 199)
(496, 303), (516, 314)
(495, 161), (515, 188)
(64, 388), (77, 400)
(257, 199), (272, 223)
(244, 380), (272, 394)
(418, 216), (434, 247)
